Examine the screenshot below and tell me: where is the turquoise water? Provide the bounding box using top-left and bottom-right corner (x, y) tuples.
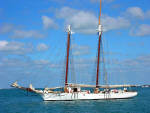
(0, 87), (150, 113)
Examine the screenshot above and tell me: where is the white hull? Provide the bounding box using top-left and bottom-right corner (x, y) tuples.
(41, 91), (138, 101)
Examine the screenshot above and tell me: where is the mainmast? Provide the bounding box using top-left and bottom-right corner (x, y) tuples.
(65, 25), (72, 86)
(96, 0), (102, 88)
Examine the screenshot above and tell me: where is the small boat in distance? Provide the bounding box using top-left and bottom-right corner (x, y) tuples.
(141, 85), (150, 88)
(11, 0), (137, 100)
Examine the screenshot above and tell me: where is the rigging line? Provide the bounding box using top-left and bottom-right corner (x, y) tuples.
(30, 40), (61, 88)
(44, 34), (66, 87)
(60, 60), (65, 87)
(56, 39), (68, 86)
(56, 38), (68, 86)
(101, 38), (108, 86)
(69, 37), (76, 84)
(51, 39), (65, 61)
(11, 56), (29, 84)
(46, 33), (66, 64)
(91, 56), (97, 85)
(102, 36), (107, 84)
(103, 36), (125, 85)
(103, 35), (111, 85)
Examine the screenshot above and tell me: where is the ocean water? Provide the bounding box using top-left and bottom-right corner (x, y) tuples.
(0, 87), (150, 113)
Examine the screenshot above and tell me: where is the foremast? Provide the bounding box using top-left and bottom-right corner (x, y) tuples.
(64, 25), (73, 92)
(95, 0), (102, 93)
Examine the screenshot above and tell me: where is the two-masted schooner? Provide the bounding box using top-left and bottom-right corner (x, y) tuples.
(11, 0), (137, 100)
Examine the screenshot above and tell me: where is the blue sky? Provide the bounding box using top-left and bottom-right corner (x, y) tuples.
(0, 0), (150, 88)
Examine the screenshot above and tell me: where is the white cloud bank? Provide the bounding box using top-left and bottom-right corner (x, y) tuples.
(56, 7), (130, 34)
(56, 7), (98, 34)
(130, 24), (150, 37)
(12, 30), (44, 38)
(125, 6), (150, 20)
(102, 15), (130, 31)
(0, 23), (45, 39)
(0, 40), (33, 55)
(55, 6), (150, 36)
(71, 44), (90, 56)
(0, 24), (13, 34)
(126, 7), (144, 19)
(124, 7), (150, 37)
(0, 40), (49, 55)
(42, 16), (58, 29)
(37, 43), (49, 51)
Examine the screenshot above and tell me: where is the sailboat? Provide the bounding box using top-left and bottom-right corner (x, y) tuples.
(11, 0), (137, 100)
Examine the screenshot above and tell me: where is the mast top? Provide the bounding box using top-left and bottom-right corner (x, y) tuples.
(67, 25), (71, 33)
(67, 25), (74, 34)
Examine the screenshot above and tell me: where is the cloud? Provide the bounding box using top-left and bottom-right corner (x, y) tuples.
(145, 10), (150, 19)
(109, 54), (150, 73)
(56, 7), (98, 34)
(0, 40), (8, 47)
(103, 55), (150, 84)
(37, 43), (49, 51)
(0, 41), (50, 55)
(55, 6), (149, 36)
(120, 55), (150, 72)
(130, 24), (150, 37)
(71, 44), (90, 56)
(125, 7), (150, 20)
(125, 7), (144, 19)
(102, 15), (130, 31)
(0, 57), (53, 88)
(12, 30), (44, 38)
(42, 16), (58, 29)
(57, 7), (130, 34)
(0, 23), (14, 34)
(123, 7), (150, 37)
(0, 23), (45, 39)
(0, 40), (33, 55)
